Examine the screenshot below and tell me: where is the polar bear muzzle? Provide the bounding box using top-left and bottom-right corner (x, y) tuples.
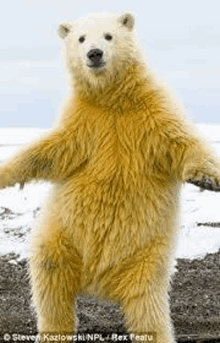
(86, 48), (105, 70)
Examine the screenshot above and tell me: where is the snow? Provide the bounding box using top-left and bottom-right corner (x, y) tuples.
(178, 183), (220, 259)
(0, 128), (46, 145)
(0, 128), (47, 161)
(1, 125), (220, 260)
(0, 182), (51, 258)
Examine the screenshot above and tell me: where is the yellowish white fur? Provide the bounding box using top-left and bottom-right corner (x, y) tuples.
(0, 12), (220, 343)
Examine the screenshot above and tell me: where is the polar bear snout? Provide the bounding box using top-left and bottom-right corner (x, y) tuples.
(87, 48), (103, 62)
(86, 48), (105, 69)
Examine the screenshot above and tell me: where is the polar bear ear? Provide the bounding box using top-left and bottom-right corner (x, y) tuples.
(117, 12), (135, 31)
(58, 22), (72, 39)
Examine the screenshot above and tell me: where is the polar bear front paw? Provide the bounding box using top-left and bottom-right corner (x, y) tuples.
(187, 176), (220, 192)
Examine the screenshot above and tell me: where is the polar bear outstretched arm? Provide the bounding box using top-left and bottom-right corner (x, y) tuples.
(182, 146), (220, 190)
(0, 128), (88, 189)
(183, 148), (220, 191)
(166, 128), (220, 191)
(152, 107), (220, 191)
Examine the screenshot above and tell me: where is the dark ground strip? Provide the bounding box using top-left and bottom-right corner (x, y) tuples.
(0, 248), (220, 343)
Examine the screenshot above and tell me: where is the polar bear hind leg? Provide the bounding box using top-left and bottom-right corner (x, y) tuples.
(97, 236), (176, 343)
(28, 210), (82, 336)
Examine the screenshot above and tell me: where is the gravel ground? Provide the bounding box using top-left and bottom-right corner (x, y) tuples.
(0, 244), (220, 342)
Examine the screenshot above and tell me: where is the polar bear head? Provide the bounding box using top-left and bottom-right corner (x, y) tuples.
(58, 12), (140, 89)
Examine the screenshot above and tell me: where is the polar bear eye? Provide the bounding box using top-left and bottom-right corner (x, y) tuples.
(79, 36), (86, 43)
(104, 33), (113, 41)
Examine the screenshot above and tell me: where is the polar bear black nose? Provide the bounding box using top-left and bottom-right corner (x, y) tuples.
(87, 49), (103, 63)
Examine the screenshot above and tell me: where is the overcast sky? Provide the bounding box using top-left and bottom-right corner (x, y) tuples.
(1, 0), (220, 127)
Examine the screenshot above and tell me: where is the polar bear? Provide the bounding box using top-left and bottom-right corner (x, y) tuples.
(0, 11), (220, 343)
